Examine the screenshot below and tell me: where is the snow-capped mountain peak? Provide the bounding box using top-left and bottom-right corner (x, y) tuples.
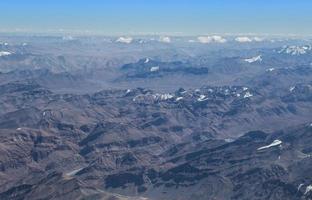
(278, 45), (312, 55)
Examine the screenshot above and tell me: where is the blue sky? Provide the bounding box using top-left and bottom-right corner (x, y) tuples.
(1, 0), (312, 35)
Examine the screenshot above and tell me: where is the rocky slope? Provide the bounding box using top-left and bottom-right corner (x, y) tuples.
(0, 76), (311, 199)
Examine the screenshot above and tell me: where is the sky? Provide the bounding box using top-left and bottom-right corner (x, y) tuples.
(0, 0), (312, 36)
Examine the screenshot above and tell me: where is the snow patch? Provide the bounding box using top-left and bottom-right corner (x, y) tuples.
(266, 68), (275, 72)
(198, 95), (208, 102)
(289, 86), (295, 92)
(176, 97), (184, 101)
(144, 58), (150, 63)
(159, 93), (174, 100)
(133, 93), (175, 102)
(244, 91), (253, 98)
(305, 185), (312, 195)
(66, 168), (83, 176)
(244, 55), (262, 63)
(150, 66), (160, 72)
(298, 183), (304, 191)
(224, 138), (234, 143)
(224, 89), (230, 95)
(257, 140), (282, 150)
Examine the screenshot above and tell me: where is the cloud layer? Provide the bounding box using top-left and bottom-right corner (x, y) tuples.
(235, 36), (264, 43)
(197, 35), (227, 43)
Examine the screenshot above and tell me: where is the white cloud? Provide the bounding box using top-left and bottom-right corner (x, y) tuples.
(235, 37), (253, 43)
(116, 36), (133, 44)
(159, 36), (171, 43)
(62, 35), (75, 41)
(235, 36), (264, 43)
(198, 35), (227, 44)
(253, 37), (264, 42)
(198, 36), (212, 43)
(211, 35), (227, 43)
